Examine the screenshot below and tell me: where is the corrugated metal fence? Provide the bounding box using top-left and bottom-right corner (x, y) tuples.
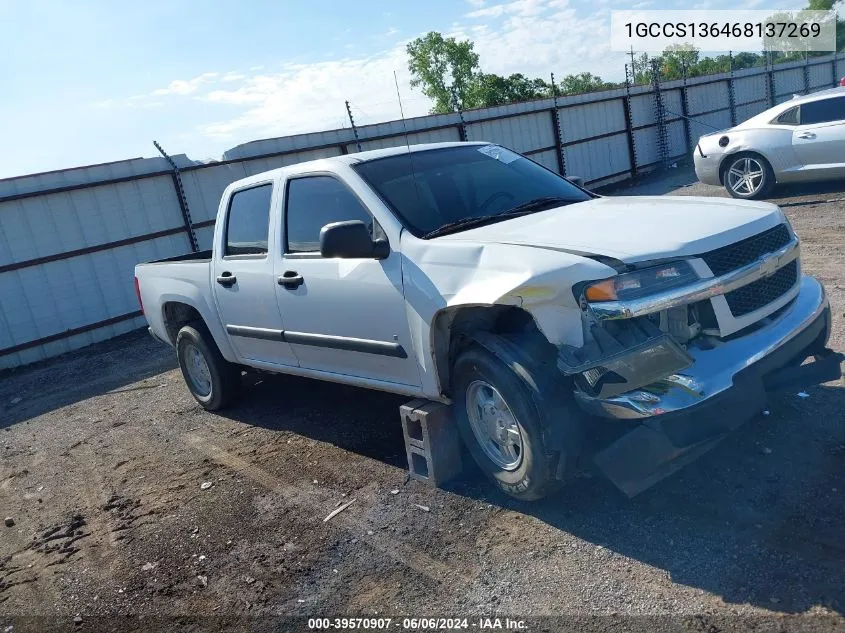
(2, 53), (844, 369)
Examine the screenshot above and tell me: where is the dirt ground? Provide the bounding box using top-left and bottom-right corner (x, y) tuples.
(2, 168), (844, 633)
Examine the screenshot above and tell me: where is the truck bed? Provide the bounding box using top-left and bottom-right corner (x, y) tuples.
(142, 250), (212, 265)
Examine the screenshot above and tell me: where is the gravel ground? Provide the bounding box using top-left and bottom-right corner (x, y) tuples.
(1, 168), (844, 633)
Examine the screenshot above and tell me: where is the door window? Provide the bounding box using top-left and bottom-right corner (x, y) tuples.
(224, 184), (273, 256)
(800, 97), (845, 125)
(285, 176), (373, 253)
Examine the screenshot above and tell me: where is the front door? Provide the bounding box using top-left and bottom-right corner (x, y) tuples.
(213, 181), (299, 366)
(273, 174), (420, 387)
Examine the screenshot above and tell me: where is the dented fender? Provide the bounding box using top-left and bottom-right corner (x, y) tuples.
(399, 235), (618, 396)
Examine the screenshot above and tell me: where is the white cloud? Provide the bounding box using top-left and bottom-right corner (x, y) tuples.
(114, 0), (632, 152)
(151, 72), (219, 96)
(454, 0), (615, 81)
(466, 0), (547, 19)
(197, 48), (429, 140)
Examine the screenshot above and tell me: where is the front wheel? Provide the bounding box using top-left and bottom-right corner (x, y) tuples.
(452, 341), (582, 501)
(723, 154), (775, 200)
(176, 324), (241, 411)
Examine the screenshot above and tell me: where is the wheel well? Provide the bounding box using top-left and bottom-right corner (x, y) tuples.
(162, 302), (204, 345)
(719, 150), (771, 185)
(431, 306), (554, 397)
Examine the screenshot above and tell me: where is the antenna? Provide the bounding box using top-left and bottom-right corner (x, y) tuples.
(393, 70), (425, 221)
(394, 71), (412, 153)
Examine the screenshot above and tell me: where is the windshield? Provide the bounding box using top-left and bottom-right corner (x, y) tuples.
(353, 144), (592, 237)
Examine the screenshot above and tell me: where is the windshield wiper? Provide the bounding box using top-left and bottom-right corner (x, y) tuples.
(422, 215), (504, 239)
(495, 196), (575, 215)
(422, 196), (576, 239)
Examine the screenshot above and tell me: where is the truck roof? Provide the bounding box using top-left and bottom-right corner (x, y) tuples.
(229, 141), (490, 188)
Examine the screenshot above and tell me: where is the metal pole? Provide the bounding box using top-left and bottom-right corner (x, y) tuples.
(451, 87), (469, 142)
(549, 73), (567, 176)
(651, 59), (669, 168)
(153, 140), (198, 253)
(345, 100), (362, 152)
(680, 61), (692, 154)
(766, 49), (776, 108)
(803, 49), (810, 93)
(623, 64), (638, 178)
(727, 51), (737, 127)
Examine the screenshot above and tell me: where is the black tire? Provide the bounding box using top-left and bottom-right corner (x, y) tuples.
(176, 324), (241, 411)
(451, 338), (583, 501)
(722, 152), (775, 200)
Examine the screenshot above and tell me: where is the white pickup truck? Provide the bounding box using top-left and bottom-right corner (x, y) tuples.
(135, 142), (843, 500)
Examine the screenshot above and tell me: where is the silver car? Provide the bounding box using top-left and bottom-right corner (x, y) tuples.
(694, 86), (845, 199)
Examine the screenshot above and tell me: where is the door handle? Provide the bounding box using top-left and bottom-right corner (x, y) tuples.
(278, 271), (304, 289)
(216, 272), (237, 287)
(798, 132), (816, 139)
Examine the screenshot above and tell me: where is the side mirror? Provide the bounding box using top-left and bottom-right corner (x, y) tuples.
(566, 176), (585, 188)
(320, 220), (389, 259)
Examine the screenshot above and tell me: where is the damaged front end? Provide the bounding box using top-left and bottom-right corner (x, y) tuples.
(556, 231), (843, 496)
(559, 259), (713, 412)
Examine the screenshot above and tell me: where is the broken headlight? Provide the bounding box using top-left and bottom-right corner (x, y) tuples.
(583, 261), (698, 302)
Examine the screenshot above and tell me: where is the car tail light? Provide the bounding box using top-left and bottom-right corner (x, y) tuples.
(134, 276), (144, 314)
(840, 76), (845, 87)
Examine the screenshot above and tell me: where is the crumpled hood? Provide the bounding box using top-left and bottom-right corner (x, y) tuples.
(437, 195), (785, 263)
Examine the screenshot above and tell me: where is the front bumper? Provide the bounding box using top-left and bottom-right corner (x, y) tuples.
(579, 276), (843, 495)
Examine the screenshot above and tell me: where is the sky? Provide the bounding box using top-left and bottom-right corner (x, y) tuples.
(0, 0), (793, 178)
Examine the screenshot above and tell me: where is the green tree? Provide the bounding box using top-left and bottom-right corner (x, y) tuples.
(765, 1), (844, 59)
(556, 72), (619, 95)
(805, 0), (845, 51)
(659, 44), (700, 80)
(631, 52), (653, 84)
(407, 31), (628, 112)
(406, 32), (480, 114)
(470, 73), (552, 107)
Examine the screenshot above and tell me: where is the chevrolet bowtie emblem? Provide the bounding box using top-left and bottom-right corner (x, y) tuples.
(760, 257), (779, 277)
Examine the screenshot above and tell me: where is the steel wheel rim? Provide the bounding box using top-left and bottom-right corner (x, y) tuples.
(727, 157), (764, 196)
(465, 380), (523, 471)
(183, 343), (212, 397)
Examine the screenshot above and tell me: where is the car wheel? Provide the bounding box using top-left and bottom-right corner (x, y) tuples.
(723, 154), (775, 200)
(452, 338), (583, 501)
(176, 324), (241, 411)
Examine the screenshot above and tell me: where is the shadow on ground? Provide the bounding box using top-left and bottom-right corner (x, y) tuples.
(0, 330), (176, 430)
(222, 370), (845, 616)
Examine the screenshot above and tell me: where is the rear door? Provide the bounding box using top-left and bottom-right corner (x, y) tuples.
(792, 96), (845, 179)
(273, 173), (420, 387)
(212, 181), (299, 366)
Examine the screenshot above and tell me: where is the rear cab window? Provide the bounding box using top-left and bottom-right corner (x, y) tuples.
(224, 184), (274, 256)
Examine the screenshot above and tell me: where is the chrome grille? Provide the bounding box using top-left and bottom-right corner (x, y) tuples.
(724, 260), (798, 317)
(700, 224), (791, 276)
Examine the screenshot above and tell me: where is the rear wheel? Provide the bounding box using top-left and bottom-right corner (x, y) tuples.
(723, 153), (775, 200)
(176, 324), (241, 410)
(452, 338), (584, 501)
